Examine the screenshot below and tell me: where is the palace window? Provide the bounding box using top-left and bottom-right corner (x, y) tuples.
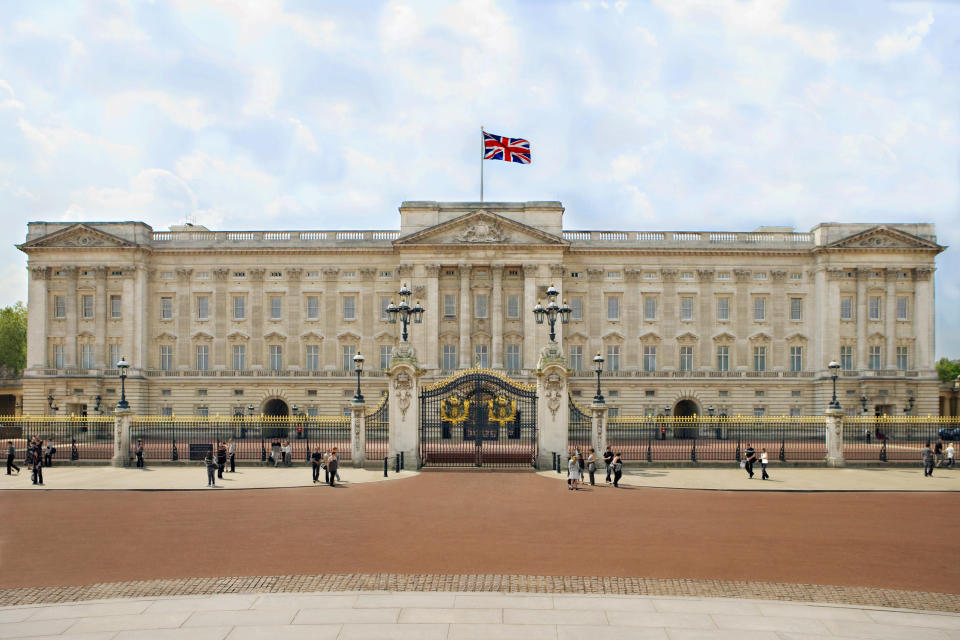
(896, 297), (909, 321)
(868, 345), (882, 370)
(790, 346), (803, 372)
(233, 345), (246, 370)
(443, 294), (456, 318)
(506, 344), (521, 370)
(269, 296), (282, 320)
(606, 296), (620, 321)
(644, 297), (657, 321)
(196, 345), (209, 371)
(716, 346), (729, 372)
(53, 344), (64, 368)
(840, 345), (853, 371)
(81, 295), (94, 319)
(269, 345), (283, 371)
(507, 295), (520, 319)
(680, 296), (694, 321)
(716, 297), (729, 321)
(475, 344), (489, 368)
(569, 296), (583, 321)
(306, 296), (320, 320)
(442, 345), (457, 370)
(343, 296), (356, 320)
(341, 345), (356, 371)
(896, 346), (909, 370)
(643, 345), (657, 371)
(840, 297), (853, 320)
(475, 294), (488, 319)
(379, 345), (392, 370)
(869, 296), (882, 321)
(568, 345), (582, 371)
(53, 295), (65, 319)
(753, 346), (767, 372)
(679, 346), (693, 372)
(160, 346), (173, 371)
(233, 296), (246, 320)
(161, 297), (173, 320)
(790, 297), (803, 321)
(81, 344), (94, 368)
(196, 296), (209, 320)
(306, 345), (320, 371)
(110, 295), (122, 318)
(606, 345), (620, 371)
(753, 297), (766, 321)
(379, 296), (391, 321)
(110, 345), (122, 370)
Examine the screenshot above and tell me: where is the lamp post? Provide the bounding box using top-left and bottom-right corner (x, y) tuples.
(532, 284), (571, 343)
(592, 352), (604, 404)
(47, 394), (57, 415)
(903, 394), (914, 415)
(828, 360), (841, 410)
(860, 395), (869, 414)
(353, 352), (365, 403)
(385, 283), (424, 342)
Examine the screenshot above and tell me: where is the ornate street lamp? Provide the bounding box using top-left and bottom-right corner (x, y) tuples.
(116, 356), (130, 410)
(828, 360), (841, 410)
(385, 283), (424, 343)
(860, 395), (869, 413)
(663, 406), (671, 417)
(47, 393), (57, 414)
(93, 395), (101, 414)
(592, 351), (605, 404)
(353, 351), (365, 403)
(903, 394), (915, 415)
(532, 283), (571, 343)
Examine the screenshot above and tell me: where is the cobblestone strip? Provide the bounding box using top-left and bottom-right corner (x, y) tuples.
(1, 574), (957, 612)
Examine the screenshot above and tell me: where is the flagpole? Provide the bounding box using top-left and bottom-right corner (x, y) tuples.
(480, 126), (484, 202)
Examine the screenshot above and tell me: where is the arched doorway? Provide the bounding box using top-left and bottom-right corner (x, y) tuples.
(261, 398), (289, 440)
(673, 399), (700, 439)
(262, 398), (289, 416)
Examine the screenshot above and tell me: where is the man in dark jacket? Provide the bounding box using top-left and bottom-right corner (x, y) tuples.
(602, 446), (614, 484)
(6, 440), (19, 475)
(327, 448), (339, 487)
(743, 444), (757, 479)
(310, 448), (323, 483)
(216, 441), (227, 479)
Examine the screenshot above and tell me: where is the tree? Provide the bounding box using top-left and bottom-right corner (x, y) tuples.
(935, 357), (960, 383)
(0, 302), (26, 376)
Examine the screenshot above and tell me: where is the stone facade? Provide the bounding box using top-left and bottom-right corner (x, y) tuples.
(17, 201), (944, 418)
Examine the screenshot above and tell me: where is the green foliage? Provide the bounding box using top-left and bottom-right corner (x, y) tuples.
(0, 302), (26, 376)
(935, 357), (960, 383)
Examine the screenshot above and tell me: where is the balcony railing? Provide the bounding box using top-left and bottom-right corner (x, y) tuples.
(151, 230), (401, 244)
(562, 230), (814, 246)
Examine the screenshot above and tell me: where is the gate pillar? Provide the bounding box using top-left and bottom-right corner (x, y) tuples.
(388, 347), (421, 466)
(112, 408), (132, 467)
(825, 408), (845, 467)
(591, 402), (608, 455)
(350, 400), (366, 468)
(536, 346), (569, 469)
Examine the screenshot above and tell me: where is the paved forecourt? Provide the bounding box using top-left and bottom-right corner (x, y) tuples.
(1, 591), (958, 640)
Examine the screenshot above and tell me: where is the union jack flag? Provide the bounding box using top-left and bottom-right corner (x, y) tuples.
(483, 131), (531, 164)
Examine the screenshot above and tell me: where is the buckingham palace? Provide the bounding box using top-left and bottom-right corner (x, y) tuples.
(15, 200), (944, 419)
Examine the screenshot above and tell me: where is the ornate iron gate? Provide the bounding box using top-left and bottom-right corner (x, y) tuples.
(420, 369), (537, 468)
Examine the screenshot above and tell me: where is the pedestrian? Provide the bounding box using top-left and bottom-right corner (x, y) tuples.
(134, 439), (145, 468)
(282, 440), (292, 467)
(922, 442), (935, 477)
(310, 448), (322, 483)
(946, 442), (955, 469)
(567, 453), (581, 490)
(227, 438), (237, 472)
(575, 447), (585, 480)
(271, 438), (281, 467)
(586, 447), (597, 486)
(43, 440), (55, 467)
(216, 440), (227, 479)
(603, 445), (614, 484)
(760, 447), (770, 480)
(934, 440), (944, 467)
(327, 447), (339, 486)
(743, 443), (757, 479)
(612, 453), (623, 487)
(865, 428), (871, 443)
(30, 439), (43, 486)
(6, 440), (20, 475)
(203, 452), (218, 487)
(323, 449), (331, 484)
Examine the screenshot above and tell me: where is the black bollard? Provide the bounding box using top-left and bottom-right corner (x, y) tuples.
(880, 439), (887, 463)
(400, 451), (405, 470)
(735, 439), (741, 462)
(172, 437), (179, 461)
(690, 439), (697, 463)
(647, 440), (652, 462)
(383, 456), (388, 478)
(71, 438), (78, 461)
(395, 454), (400, 474)
(260, 439), (266, 462)
(779, 438), (786, 463)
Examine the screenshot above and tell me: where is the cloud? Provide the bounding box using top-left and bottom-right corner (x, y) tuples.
(874, 12), (934, 60)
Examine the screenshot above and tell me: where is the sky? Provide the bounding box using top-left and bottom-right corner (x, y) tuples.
(0, 0), (958, 357)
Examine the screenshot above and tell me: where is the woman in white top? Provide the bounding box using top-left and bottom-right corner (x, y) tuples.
(946, 442), (955, 469)
(567, 454), (581, 490)
(760, 447), (770, 480)
(282, 440), (292, 466)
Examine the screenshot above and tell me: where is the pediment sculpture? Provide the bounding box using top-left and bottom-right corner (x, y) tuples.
(455, 217), (507, 243)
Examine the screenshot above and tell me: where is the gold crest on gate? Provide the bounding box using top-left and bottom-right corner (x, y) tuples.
(487, 395), (517, 426)
(440, 394), (470, 425)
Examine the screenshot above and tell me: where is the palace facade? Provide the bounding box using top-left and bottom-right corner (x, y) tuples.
(17, 201), (944, 418)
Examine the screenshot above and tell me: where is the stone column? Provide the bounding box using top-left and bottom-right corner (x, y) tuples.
(856, 269), (867, 369)
(322, 267), (339, 368)
(388, 352), (420, 465)
(824, 407), (845, 467)
(175, 268), (193, 368)
(491, 265), (504, 369)
(350, 400), (366, 468)
(458, 264), (471, 368)
(112, 407), (132, 467)
(771, 270), (787, 370)
(523, 264), (540, 372)
(885, 268), (897, 369)
(425, 264), (440, 370)
(65, 267), (79, 366)
(249, 269), (265, 367)
(121, 270), (136, 366)
(696, 269), (714, 369)
(591, 401), (608, 454)
(914, 267), (934, 370)
(536, 353), (568, 469)
(213, 268), (229, 369)
(733, 269), (750, 368)
(133, 264), (148, 372)
(94, 266), (108, 366)
(26, 266), (48, 369)
(586, 267), (604, 360)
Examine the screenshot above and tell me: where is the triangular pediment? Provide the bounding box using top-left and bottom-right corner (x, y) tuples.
(263, 331), (287, 342)
(19, 224), (137, 250)
(675, 331), (699, 342)
(638, 331), (662, 342)
(827, 226), (943, 251)
(394, 210), (567, 246)
(712, 331), (736, 342)
(300, 331), (324, 341)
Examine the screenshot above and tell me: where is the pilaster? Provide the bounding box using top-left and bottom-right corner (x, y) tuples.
(458, 264), (471, 368)
(536, 351), (568, 468)
(523, 264), (540, 372)
(491, 264), (504, 369)
(27, 266), (48, 369)
(591, 401), (608, 454)
(388, 354), (420, 465)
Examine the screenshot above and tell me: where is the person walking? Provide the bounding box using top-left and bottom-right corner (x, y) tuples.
(310, 448), (323, 483)
(946, 442), (955, 469)
(203, 452), (218, 487)
(935, 440), (944, 467)
(567, 453), (581, 490)
(760, 447), (770, 480)
(134, 439), (145, 468)
(586, 448), (597, 486)
(575, 447), (585, 481)
(603, 446), (614, 484)
(6, 440), (19, 475)
(923, 442), (935, 477)
(743, 444), (757, 479)
(30, 439), (43, 486)
(271, 438), (282, 467)
(227, 438), (237, 472)
(612, 452), (623, 488)
(323, 449), (331, 484)
(327, 448), (339, 486)
(43, 440), (55, 467)
(216, 440), (227, 479)
(6, 440), (20, 475)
